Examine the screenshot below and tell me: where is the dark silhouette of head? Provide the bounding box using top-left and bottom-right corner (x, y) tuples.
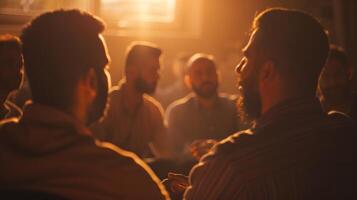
(0, 34), (23, 99)
(318, 45), (354, 112)
(236, 8), (329, 122)
(124, 41), (162, 94)
(21, 9), (110, 125)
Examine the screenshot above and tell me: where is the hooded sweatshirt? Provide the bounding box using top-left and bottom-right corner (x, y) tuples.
(0, 103), (169, 200)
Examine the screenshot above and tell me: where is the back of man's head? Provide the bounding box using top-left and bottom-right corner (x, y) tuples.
(252, 8), (329, 96)
(124, 41), (161, 75)
(21, 9), (106, 111)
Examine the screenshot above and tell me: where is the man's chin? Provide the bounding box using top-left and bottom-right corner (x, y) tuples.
(237, 93), (262, 123)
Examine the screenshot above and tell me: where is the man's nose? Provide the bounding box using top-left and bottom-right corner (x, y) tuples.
(235, 59), (245, 74)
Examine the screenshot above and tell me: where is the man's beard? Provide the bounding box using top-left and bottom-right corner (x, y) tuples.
(134, 77), (156, 94)
(192, 82), (218, 99)
(237, 74), (262, 124)
(87, 70), (109, 126)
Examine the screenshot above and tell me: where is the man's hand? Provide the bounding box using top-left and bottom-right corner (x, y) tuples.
(166, 172), (189, 193)
(189, 139), (217, 161)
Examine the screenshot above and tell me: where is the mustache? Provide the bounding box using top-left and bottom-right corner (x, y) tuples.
(200, 81), (215, 87)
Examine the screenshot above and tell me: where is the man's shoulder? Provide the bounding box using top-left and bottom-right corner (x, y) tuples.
(186, 129), (256, 199)
(212, 129), (256, 156)
(166, 94), (195, 113)
(94, 140), (160, 175)
(143, 94), (165, 114)
(108, 85), (122, 99)
(93, 141), (169, 198)
(196, 129), (256, 167)
(217, 93), (238, 107)
(218, 93), (238, 101)
(143, 94), (161, 107)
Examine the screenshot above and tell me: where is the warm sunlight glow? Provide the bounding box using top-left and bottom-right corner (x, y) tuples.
(101, 0), (176, 27)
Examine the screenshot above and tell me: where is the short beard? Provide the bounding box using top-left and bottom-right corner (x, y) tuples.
(237, 80), (262, 125)
(134, 77), (156, 94)
(87, 70), (109, 126)
(192, 82), (218, 99)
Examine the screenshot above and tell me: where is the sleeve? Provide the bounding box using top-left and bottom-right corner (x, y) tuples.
(183, 150), (235, 200)
(122, 147), (171, 200)
(98, 141), (171, 200)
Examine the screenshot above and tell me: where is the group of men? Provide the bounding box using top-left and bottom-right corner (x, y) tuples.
(0, 6), (356, 200)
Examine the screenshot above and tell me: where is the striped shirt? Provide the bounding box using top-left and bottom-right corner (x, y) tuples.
(184, 97), (356, 200)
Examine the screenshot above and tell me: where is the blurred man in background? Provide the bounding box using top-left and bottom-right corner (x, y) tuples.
(91, 41), (170, 159)
(166, 53), (239, 164)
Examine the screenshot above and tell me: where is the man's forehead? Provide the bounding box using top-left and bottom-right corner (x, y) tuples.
(194, 59), (215, 68)
(96, 34), (111, 67)
(244, 30), (259, 53)
(188, 60), (213, 74)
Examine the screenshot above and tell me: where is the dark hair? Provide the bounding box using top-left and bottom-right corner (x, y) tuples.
(0, 34), (21, 52)
(124, 41), (162, 74)
(21, 9), (106, 110)
(252, 8), (329, 96)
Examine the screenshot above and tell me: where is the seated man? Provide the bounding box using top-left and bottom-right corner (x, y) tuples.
(166, 53), (240, 162)
(91, 41), (170, 159)
(318, 45), (357, 124)
(168, 8), (356, 199)
(0, 34), (23, 120)
(0, 9), (169, 200)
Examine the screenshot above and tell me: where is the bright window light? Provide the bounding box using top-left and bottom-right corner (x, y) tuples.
(101, 0), (176, 27)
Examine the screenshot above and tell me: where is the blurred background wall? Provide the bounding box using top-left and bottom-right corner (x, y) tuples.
(0, 0), (356, 102)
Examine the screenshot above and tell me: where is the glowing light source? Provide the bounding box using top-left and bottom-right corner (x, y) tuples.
(101, 0), (176, 27)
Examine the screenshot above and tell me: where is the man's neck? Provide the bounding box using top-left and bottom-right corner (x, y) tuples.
(261, 92), (296, 116)
(196, 94), (218, 109)
(122, 82), (143, 113)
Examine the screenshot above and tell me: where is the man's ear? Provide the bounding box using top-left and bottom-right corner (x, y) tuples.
(84, 68), (97, 99)
(126, 65), (138, 81)
(184, 74), (192, 89)
(259, 60), (276, 83)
